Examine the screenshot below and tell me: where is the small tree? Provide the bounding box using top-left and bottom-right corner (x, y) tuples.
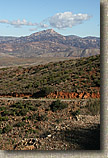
(40, 86), (54, 96)
(50, 100), (68, 112)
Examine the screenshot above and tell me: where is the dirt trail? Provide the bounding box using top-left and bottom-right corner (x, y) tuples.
(0, 97), (91, 102)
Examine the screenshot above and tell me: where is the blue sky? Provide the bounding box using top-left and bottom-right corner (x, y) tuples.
(0, 0), (100, 37)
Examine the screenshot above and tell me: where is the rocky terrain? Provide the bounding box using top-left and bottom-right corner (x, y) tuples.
(0, 99), (100, 150)
(0, 29), (100, 58)
(0, 54), (100, 150)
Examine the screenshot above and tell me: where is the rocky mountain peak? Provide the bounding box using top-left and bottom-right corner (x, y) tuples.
(45, 29), (55, 33)
(31, 29), (60, 37)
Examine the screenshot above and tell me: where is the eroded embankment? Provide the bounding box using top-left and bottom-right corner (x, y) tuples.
(0, 91), (100, 99)
(46, 91), (100, 99)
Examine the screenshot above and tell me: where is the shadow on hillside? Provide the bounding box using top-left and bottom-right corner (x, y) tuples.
(60, 124), (100, 150)
(32, 91), (46, 98)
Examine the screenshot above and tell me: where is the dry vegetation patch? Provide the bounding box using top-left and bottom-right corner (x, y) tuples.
(0, 99), (100, 150)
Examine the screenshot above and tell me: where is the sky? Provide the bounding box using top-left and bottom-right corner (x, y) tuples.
(0, 0), (100, 37)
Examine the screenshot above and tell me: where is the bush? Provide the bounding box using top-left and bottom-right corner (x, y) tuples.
(14, 121), (26, 127)
(71, 109), (80, 117)
(1, 110), (9, 116)
(0, 116), (8, 121)
(40, 86), (54, 96)
(0, 107), (6, 111)
(50, 100), (68, 112)
(86, 99), (100, 115)
(27, 128), (39, 134)
(2, 124), (12, 133)
(22, 116), (29, 121)
(0, 129), (2, 134)
(28, 105), (37, 111)
(10, 102), (32, 116)
(29, 113), (48, 122)
(11, 102), (23, 109)
(19, 109), (28, 116)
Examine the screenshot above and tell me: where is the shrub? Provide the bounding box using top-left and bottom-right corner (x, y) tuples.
(50, 100), (68, 112)
(86, 99), (100, 115)
(10, 102), (31, 116)
(28, 105), (37, 111)
(14, 121), (26, 127)
(0, 129), (2, 134)
(71, 109), (80, 117)
(35, 103), (41, 107)
(40, 86), (54, 96)
(1, 110), (9, 116)
(29, 113), (48, 122)
(37, 114), (48, 121)
(55, 118), (62, 124)
(19, 109), (28, 116)
(22, 116), (29, 121)
(94, 79), (100, 87)
(0, 116), (8, 121)
(11, 102), (23, 109)
(0, 107), (6, 111)
(28, 113), (38, 121)
(27, 128), (39, 134)
(2, 124), (12, 133)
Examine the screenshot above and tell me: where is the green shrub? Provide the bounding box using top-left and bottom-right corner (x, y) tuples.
(22, 116), (29, 121)
(28, 113), (38, 120)
(55, 118), (62, 124)
(2, 124), (12, 133)
(0, 107), (6, 111)
(28, 113), (48, 122)
(86, 99), (100, 115)
(28, 105), (37, 111)
(37, 114), (48, 121)
(11, 102), (31, 116)
(27, 128), (39, 134)
(12, 102), (23, 109)
(94, 79), (100, 87)
(35, 104), (41, 107)
(1, 110), (9, 116)
(19, 109), (28, 116)
(71, 109), (80, 117)
(0, 116), (8, 121)
(50, 100), (68, 112)
(14, 121), (26, 127)
(40, 86), (54, 96)
(0, 128), (2, 134)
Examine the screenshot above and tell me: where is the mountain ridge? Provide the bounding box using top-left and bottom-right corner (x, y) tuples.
(0, 29), (100, 58)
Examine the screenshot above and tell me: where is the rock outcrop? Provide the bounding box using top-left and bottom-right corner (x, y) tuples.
(46, 91), (100, 99)
(0, 91), (100, 99)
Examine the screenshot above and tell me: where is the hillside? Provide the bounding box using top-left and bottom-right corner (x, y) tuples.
(0, 54), (100, 99)
(0, 54), (100, 150)
(0, 98), (100, 150)
(0, 29), (100, 58)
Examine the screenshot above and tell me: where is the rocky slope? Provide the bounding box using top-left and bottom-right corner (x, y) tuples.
(0, 99), (100, 150)
(0, 55), (100, 99)
(0, 54), (100, 150)
(0, 29), (100, 57)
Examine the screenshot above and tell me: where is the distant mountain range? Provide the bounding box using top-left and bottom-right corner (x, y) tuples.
(0, 29), (100, 58)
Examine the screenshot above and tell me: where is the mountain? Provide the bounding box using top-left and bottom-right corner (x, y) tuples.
(0, 36), (18, 43)
(0, 29), (100, 58)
